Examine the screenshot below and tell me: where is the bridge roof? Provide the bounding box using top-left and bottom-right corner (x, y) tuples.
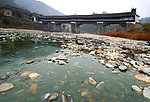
(38, 12), (139, 18)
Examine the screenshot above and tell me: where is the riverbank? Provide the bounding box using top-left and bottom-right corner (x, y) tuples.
(0, 28), (150, 101)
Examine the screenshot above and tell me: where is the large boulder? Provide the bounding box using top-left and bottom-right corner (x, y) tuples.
(0, 83), (14, 92)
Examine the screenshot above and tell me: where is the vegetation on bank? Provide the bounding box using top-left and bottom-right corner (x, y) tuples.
(101, 23), (150, 41)
(101, 32), (150, 41)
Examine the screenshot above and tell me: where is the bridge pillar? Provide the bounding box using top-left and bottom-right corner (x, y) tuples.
(49, 22), (56, 32)
(97, 22), (105, 34)
(71, 22), (80, 34)
(125, 23), (134, 30)
(55, 24), (61, 32)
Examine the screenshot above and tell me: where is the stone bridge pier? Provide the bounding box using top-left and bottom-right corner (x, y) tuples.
(71, 22), (105, 34)
(71, 22), (80, 34)
(48, 21), (134, 34)
(97, 22), (105, 34)
(48, 22), (62, 32)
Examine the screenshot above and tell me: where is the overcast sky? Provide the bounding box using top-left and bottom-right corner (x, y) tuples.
(38, 0), (150, 18)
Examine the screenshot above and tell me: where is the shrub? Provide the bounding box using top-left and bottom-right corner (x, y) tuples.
(142, 23), (150, 33)
(101, 33), (150, 41)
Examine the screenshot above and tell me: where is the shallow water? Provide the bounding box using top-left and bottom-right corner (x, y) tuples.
(0, 36), (149, 102)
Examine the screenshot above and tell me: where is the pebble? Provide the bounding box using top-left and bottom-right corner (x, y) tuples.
(89, 77), (97, 85)
(143, 87), (150, 99)
(29, 73), (40, 80)
(58, 60), (66, 65)
(48, 93), (59, 102)
(146, 62), (150, 65)
(81, 90), (91, 97)
(119, 66), (128, 71)
(99, 60), (105, 65)
(55, 50), (59, 53)
(48, 61), (52, 63)
(105, 63), (114, 68)
(112, 70), (120, 74)
(42, 93), (51, 101)
(131, 85), (142, 93)
(89, 51), (95, 55)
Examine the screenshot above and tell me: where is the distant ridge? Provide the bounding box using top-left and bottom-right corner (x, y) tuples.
(0, 0), (63, 15)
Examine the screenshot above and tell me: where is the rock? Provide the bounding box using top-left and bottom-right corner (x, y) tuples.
(95, 81), (104, 90)
(58, 60), (66, 65)
(143, 87), (150, 99)
(146, 62), (150, 65)
(89, 51), (95, 55)
(25, 60), (35, 64)
(48, 61), (52, 63)
(20, 71), (34, 77)
(50, 57), (57, 62)
(65, 94), (73, 102)
(111, 70), (120, 74)
(29, 83), (38, 94)
(139, 67), (150, 74)
(99, 60), (105, 65)
(123, 62), (129, 66)
(134, 74), (150, 84)
(57, 55), (67, 61)
(131, 85), (142, 93)
(130, 60), (138, 68)
(119, 66), (128, 71)
(105, 63), (114, 68)
(71, 53), (81, 57)
(0, 75), (9, 80)
(61, 94), (66, 102)
(86, 72), (94, 75)
(95, 50), (102, 54)
(89, 77), (96, 85)
(62, 94), (74, 102)
(0, 83), (14, 92)
(81, 90), (91, 97)
(42, 93), (51, 101)
(55, 50), (59, 53)
(61, 45), (67, 49)
(76, 40), (85, 45)
(48, 93), (59, 102)
(29, 73), (40, 80)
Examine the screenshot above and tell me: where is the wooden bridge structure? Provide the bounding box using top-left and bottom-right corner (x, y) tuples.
(33, 8), (139, 33)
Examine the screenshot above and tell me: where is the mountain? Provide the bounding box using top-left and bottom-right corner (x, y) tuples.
(139, 17), (150, 24)
(0, 0), (63, 15)
(14, 0), (63, 15)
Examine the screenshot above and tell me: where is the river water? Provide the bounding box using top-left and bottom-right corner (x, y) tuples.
(0, 35), (149, 102)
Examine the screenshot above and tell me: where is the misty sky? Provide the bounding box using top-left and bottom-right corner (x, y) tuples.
(38, 0), (150, 18)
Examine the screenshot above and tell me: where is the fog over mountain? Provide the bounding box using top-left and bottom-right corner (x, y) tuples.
(0, 0), (17, 7)
(0, 0), (63, 15)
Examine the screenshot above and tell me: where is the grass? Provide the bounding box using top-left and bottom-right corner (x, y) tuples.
(100, 32), (150, 41)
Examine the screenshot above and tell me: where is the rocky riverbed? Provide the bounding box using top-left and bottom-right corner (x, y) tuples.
(0, 28), (150, 101)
